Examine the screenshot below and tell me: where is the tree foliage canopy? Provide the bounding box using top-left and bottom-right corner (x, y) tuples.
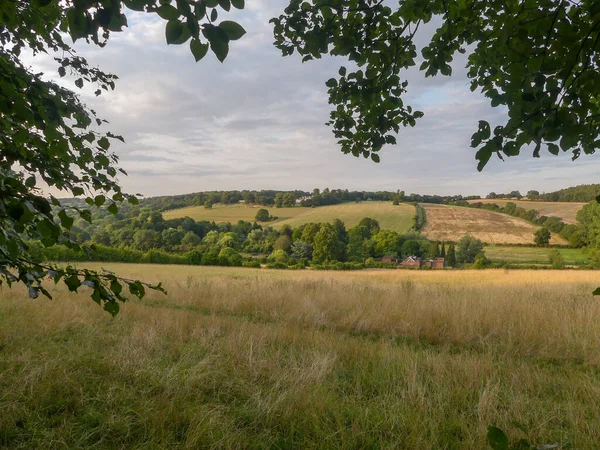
(0, 0), (246, 313)
(271, 0), (600, 166)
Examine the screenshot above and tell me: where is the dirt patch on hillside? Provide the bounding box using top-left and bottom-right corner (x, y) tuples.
(421, 204), (566, 244)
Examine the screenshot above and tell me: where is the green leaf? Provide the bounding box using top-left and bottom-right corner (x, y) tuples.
(325, 78), (338, 88)
(218, 21), (246, 41)
(58, 209), (74, 230)
(166, 20), (184, 44)
(67, 8), (88, 40)
(190, 39), (209, 61)
(94, 195), (106, 207)
(218, 0), (231, 11)
(547, 143), (559, 155)
(157, 4), (179, 20)
(593, 287), (600, 295)
(204, 0), (219, 6)
(338, 66), (346, 77)
(104, 301), (120, 317)
(97, 136), (110, 150)
(371, 153), (380, 163)
(231, 0), (244, 9)
(203, 25), (229, 62)
(211, 8), (218, 21)
(487, 426), (509, 450)
(107, 203), (119, 215)
(194, 2), (206, 19)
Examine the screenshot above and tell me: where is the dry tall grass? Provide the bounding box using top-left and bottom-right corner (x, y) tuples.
(422, 204), (567, 244)
(1, 264), (599, 448)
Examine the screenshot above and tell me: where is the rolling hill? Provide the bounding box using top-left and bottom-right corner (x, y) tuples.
(163, 201), (416, 233)
(467, 199), (586, 224)
(421, 204), (567, 244)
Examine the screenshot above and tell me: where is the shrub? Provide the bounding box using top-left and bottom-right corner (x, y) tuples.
(243, 260), (261, 268)
(266, 262), (288, 269)
(255, 208), (270, 222)
(549, 249), (565, 269)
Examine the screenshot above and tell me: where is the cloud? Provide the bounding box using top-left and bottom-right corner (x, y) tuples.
(24, 2), (600, 198)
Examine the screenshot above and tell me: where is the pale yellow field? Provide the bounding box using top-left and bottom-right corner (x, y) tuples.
(2, 264), (600, 448)
(421, 204), (566, 244)
(163, 201), (415, 233)
(467, 199), (586, 224)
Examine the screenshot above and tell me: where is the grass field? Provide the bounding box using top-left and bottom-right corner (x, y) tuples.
(485, 245), (590, 265)
(421, 204), (567, 245)
(467, 199), (587, 224)
(2, 264), (600, 448)
(163, 201), (415, 233)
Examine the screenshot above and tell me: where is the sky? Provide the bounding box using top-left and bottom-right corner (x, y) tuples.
(27, 1), (600, 198)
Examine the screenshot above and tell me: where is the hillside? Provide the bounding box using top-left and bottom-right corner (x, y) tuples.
(467, 199), (586, 224)
(163, 202), (416, 233)
(421, 204), (566, 244)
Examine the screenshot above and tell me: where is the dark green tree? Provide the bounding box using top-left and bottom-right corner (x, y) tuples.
(358, 217), (381, 238)
(456, 235), (484, 264)
(255, 208), (270, 222)
(401, 240), (421, 258)
(312, 223), (344, 263)
(446, 243), (457, 267)
(534, 228), (552, 246)
(440, 242), (446, 258)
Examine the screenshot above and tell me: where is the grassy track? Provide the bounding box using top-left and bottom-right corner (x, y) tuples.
(421, 204), (567, 245)
(1, 264), (600, 448)
(163, 201), (415, 233)
(467, 199), (586, 224)
(485, 245), (589, 265)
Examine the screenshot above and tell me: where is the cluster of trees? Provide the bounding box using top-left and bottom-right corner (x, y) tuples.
(55, 205), (490, 268)
(536, 184), (600, 203)
(486, 191), (524, 199)
(486, 185), (600, 203)
(141, 190), (310, 211)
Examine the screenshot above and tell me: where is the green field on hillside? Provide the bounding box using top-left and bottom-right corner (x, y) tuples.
(164, 202), (416, 233)
(485, 245), (589, 265)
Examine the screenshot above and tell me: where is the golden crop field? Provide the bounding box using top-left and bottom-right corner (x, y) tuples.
(163, 201), (415, 233)
(1, 264), (600, 448)
(467, 199), (587, 224)
(421, 204), (567, 244)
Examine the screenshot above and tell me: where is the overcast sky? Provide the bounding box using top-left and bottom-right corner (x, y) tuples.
(29, 1), (600, 198)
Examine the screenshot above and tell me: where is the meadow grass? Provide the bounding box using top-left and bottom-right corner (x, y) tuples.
(163, 202), (415, 233)
(467, 199), (586, 224)
(485, 246), (590, 265)
(1, 264), (600, 448)
(422, 204), (567, 245)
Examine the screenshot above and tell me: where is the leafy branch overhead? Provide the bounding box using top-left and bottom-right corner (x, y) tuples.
(270, 0), (600, 165)
(0, 0), (245, 314)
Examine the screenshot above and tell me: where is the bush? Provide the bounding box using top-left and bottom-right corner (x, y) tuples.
(549, 249), (565, 269)
(243, 260), (261, 268)
(471, 253), (491, 269)
(312, 262), (364, 271)
(255, 208), (270, 222)
(266, 262), (288, 269)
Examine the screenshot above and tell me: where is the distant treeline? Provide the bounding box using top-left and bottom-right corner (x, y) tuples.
(134, 188), (482, 211)
(486, 184), (600, 203)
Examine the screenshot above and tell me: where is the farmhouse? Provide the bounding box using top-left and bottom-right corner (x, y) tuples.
(401, 256), (445, 269)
